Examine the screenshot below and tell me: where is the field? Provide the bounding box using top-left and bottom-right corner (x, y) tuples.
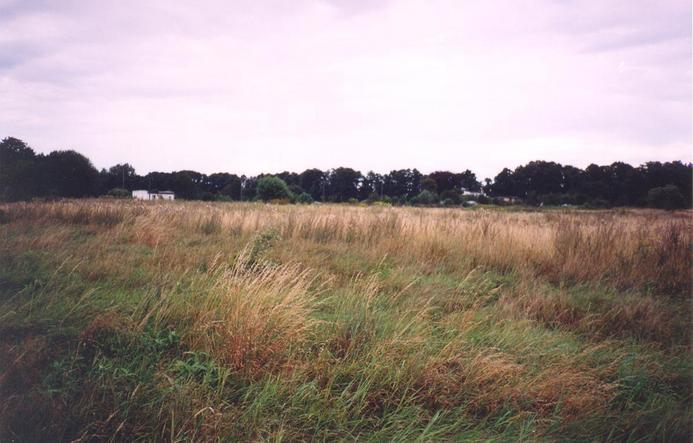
(0, 200), (690, 441)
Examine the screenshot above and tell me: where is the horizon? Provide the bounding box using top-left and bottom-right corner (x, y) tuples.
(1, 0), (691, 179)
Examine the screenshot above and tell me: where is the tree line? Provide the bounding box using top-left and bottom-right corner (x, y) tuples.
(1, 136), (691, 209)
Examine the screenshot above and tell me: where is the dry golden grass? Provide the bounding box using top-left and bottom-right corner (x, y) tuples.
(2, 199), (689, 292)
(183, 250), (318, 376)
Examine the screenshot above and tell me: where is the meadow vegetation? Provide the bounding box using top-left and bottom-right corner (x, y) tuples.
(0, 200), (690, 441)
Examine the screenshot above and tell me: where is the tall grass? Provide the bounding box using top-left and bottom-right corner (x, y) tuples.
(3, 200), (689, 292)
(0, 199), (690, 441)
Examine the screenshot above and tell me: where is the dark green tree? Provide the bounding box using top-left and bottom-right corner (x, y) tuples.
(411, 190), (438, 205)
(647, 185), (686, 210)
(40, 150), (99, 198)
(427, 171), (457, 193)
(0, 137), (40, 201)
(420, 177), (437, 193)
(296, 192), (313, 204)
(327, 167), (362, 202)
(456, 169), (481, 191)
(299, 168), (326, 201)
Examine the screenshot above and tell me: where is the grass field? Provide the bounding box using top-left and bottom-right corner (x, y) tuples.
(0, 200), (690, 441)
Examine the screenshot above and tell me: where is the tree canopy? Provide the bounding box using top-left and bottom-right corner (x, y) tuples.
(1, 136), (691, 209)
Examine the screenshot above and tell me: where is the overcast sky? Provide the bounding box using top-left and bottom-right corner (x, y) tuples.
(1, 0), (690, 179)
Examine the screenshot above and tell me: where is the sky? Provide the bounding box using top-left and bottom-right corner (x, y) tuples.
(0, 0), (691, 179)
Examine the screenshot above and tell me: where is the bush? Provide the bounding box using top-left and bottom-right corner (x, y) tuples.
(106, 188), (130, 199)
(586, 198), (611, 209)
(296, 192), (313, 204)
(440, 189), (461, 204)
(410, 190), (438, 206)
(366, 192), (380, 204)
(647, 185), (687, 210)
(346, 197), (359, 205)
(214, 194), (233, 202)
(288, 184), (305, 196)
(256, 176), (291, 202)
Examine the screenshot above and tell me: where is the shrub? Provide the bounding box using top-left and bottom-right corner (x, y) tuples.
(106, 188), (131, 199)
(296, 192), (313, 204)
(587, 198), (611, 209)
(288, 184), (305, 196)
(213, 194), (232, 202)
(410, 190), (438, 206)
(440, 189), (462, 204)
(366, 192), (380, 204)
(256, 176), (291, 202)
(647, 185), (687, 210)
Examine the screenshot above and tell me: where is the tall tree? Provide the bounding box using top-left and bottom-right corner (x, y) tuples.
(456, 169), (481, 191)
(0, 137), (40, 201)
(427, 171), (457, 194)
(299, 168), (326, 201)
(40, 150), (99, 198)
(327, 168), (362, 202)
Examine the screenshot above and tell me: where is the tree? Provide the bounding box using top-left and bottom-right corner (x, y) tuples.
(0, 137), (40, 201)
(489, 168), (516, 196)
(299, 168), (326, 201)
(456, 169), (481, 191)
(640, 161), (692, 205)
(513, 161), (564, 196)
(411, 190), (438, 205)
(109, 164), (136, 188)
(40, 150), (99, 198)
(384, 169), (421, 200)
(288, 184), (305, 197)
(296, 192), (313, 204)
(647, 185), (686, 210)
(256, 176), (291, 201)
(3, 135), (692, 207)
(107, 188), (131, 198)
(427, 171), (456, 193)
(170, 171), (198, 199)
(440, 189), (461, 204)
(97, 163), (138, 194)
(360, 171), (384, 200)
(420, 177), (437, 193)
(209, 173), (242, 200)
(327, 167), (362, 202)
(277, 171), (300, 187)
(241, 176), (258, 201)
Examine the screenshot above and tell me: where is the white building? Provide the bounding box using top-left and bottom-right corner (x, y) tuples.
(461, 187), (484, 198)
(132, 190), (175, 201)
